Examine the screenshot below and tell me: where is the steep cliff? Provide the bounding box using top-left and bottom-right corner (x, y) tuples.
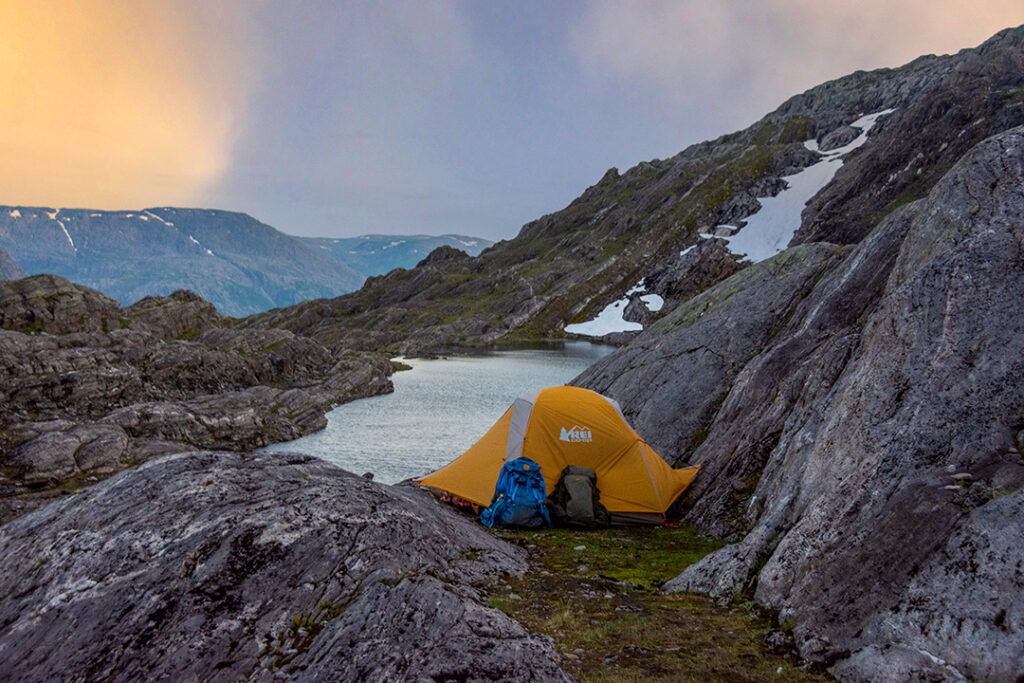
(577, 124), (1024, 681)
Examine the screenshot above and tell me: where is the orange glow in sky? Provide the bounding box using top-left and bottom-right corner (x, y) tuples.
(0, 2), (248, 209)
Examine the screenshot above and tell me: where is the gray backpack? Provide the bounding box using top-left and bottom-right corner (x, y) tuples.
(546, 466), (610, 528)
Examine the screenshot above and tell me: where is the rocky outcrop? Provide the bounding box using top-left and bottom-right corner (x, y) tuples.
(643, 238), (746, 313)
(0, 244), (25, 280)
(0, 281), (394, 525)
(578, 127), (1024, 680)
(0, 450), (571, 682)
(0, 274), (123, 334)
(791, 26), (1024, 247)
(122, 289), (228, 338)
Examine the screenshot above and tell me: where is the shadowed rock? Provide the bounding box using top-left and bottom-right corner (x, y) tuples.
(580, 126), (1024, 680)
(0, 450), (571, 682)
(0, 285), (394, 525)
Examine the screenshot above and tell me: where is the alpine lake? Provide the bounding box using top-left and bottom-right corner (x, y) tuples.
(262, 341), (831, 681)
(262, 341), (614, 483)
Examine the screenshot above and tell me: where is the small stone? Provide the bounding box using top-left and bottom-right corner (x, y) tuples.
(573, 648), (585, 656)
(731, 478), (748, 492)
(603, 654), (618, 664)
(577, 565), (589, 574)
(951, 472), (973, 481)
(573, 545), (586, 551)
(563, 653), (579, 661)
(604, 593), (614, 599)
(361, 472), (374, 480)
(764, 630), (787, 652)
(508, 593), (521, 601)
(943, 485), (962, 490)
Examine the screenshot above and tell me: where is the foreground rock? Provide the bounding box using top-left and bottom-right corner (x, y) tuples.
(0, 450), (571, 681)
(578, 127), (1024, 680)
(0, 280), (393, 524)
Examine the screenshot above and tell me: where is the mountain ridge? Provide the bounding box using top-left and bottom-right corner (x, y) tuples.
(244, 26), (1024, 355)
(0, 206), (492, 317)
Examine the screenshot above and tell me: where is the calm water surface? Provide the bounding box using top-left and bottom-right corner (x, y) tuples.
(263, 342), (613, 483)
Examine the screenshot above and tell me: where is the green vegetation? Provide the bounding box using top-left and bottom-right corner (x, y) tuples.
(486, 526), (831, 681)
(20, 324), (45, 334)
(176, 328), (200, 340)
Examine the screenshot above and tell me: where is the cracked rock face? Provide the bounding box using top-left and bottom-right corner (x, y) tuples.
(0, 282), (394, 525)
(0, 450), (571, 682)
(580, 127), (1024, 680)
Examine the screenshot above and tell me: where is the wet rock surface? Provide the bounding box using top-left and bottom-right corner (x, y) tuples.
(0, 450), (571, 682)
(580, 127), (1024, 680)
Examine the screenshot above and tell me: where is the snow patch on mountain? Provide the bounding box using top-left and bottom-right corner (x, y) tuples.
(567, 278), (662, 336)
(143, 210), (174, 227)
(714, 109), (895, 263)
(565, 298), (641, 336)
(46, 209), (77, 253)
(641, 293), (664, 312)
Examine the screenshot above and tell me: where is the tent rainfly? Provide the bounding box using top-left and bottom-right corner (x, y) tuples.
(418, 386), (700, 524)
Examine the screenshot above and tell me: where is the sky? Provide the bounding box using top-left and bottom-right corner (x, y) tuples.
(2, 1), (1022, 240)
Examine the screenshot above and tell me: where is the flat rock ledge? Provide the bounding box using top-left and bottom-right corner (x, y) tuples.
(0, 450), (572, 682)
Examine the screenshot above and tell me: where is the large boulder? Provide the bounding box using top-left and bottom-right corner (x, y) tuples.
(0, 274), (122, 334)
(121, 289), (228, 339)
(580, 126), (1024, 680)
(0, 450), (571, 682)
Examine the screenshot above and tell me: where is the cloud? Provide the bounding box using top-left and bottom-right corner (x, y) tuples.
(0, 1), (255, 209)
(570, 1), (1024, 119)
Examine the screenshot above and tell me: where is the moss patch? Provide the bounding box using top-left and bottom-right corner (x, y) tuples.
(486, 526), (831, 681)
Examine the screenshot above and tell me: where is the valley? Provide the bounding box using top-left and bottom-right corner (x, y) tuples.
(1, 25), (1023, 682)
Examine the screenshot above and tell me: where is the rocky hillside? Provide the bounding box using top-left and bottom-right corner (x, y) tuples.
(0, 274), (393, 524)
(0, 244), (24, 280)
(576, 124), (1024, 681)
(0, 207), (366, 316)
(0, 450), (570, 681)
(301, 233), (493, 279)
(246, 27), (1024, 355)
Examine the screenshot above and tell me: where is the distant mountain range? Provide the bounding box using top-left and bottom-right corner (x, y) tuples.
(0, 207), (491, 316)
(300, 234), (491, 281)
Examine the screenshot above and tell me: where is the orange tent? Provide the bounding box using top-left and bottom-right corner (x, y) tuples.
(418, 386), (700, 523)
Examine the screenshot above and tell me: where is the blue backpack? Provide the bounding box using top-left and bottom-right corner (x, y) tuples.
(480, 457), (552, 529)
